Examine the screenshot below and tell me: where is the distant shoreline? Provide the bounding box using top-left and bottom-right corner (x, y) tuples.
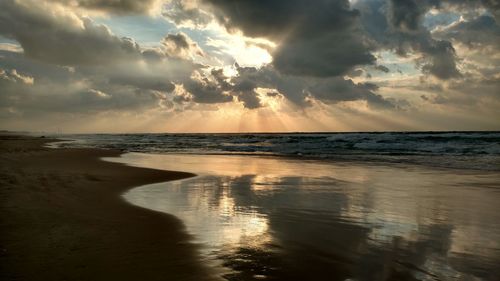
(0, 135), (219, 281)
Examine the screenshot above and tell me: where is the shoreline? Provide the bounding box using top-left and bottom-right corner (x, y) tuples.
(118, 149), (500, 280)
(0, 135), (218, 281)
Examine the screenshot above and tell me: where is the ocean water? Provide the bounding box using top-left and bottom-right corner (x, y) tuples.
(52, 132), (500, 280)
(55, 131), (500, 171)
(110, 153), (500, 281)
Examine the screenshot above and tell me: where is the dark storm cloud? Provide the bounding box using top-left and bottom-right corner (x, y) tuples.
(420, 40), (461, 79)
(169, 62), (394, 109)
(388, 0), (441, 31)
(481, 0), (500, 20)
(355, 0), (462, 79)
(158, 0), (498, 108)
(1, 0), (498, 120)
(209, 67), (263, 109)
(434, 15), (500, 48)
(444, 0), (500, 20)
(236, 91), (262, 109)
(171, 66), (263, 108)
(388, 0), (499, 28)
(198, 0), (496, 80)
(202, 0), (309, 38)
(196, 64), (395, 109)
(387, 0), (477, 79)
(202, 0), (376, 77)
(307, 78), (394, 108)
(357, 0), (500, 80)
(183, 77), (233, 104)
(0, 0), (142, 66)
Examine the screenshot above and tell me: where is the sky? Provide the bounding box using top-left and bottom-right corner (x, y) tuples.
(0, 0), (499, 133)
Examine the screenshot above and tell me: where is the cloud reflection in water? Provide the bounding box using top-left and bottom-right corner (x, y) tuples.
(118, 154), (500, 281)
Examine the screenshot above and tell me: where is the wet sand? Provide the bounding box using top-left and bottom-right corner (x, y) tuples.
(0, 136), (218, 281)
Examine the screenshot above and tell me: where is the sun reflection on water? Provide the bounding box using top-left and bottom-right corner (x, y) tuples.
(113, 153), (500, 281)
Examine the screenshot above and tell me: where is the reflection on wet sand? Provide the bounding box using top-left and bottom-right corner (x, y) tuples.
(113, 154), (500, 281)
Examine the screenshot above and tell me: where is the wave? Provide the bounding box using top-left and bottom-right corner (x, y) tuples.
(52, 132), (500, 171)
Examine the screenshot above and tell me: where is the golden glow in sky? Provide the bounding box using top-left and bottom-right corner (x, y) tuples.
(0, 0), (499, 133)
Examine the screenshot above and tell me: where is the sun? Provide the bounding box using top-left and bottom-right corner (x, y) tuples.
(205, 26), (276, 68)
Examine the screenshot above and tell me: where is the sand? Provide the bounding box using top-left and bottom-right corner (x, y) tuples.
(0, 135), (218, 281)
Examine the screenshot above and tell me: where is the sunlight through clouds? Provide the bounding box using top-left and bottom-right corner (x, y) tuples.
(0, 0), (499, 132)
(205, 33), (274, 68)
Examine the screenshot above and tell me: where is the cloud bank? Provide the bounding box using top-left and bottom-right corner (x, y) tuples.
(0, 0), (499, 132)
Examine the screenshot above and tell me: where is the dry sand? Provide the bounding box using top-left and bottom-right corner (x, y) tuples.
(0, 135), (218, 281)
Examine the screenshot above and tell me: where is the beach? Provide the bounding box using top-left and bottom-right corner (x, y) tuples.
(0, 135), (218, 281)
(1, 134), (500, 281)
(3, 0), (499, 279)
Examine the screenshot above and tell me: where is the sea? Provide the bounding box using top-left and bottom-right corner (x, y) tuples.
(51, 132), (500, 281)
(53, 131), (500, 171)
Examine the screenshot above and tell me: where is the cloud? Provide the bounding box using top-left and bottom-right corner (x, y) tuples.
(161, 32), (205, 59)
(355, 0), (462, 80)
(162, 0), (213, 27)
(307, 78), (394, 108)
(109, 76), (176, 92)
(0, 0), (209, 113)
(161, 0), (495, 86)
(0, 41), (200, 117)
(434, 15), (500, 48)
(449, 78), (500, 102)
(356, 0), (500, 80)
(482, 0), (500, 20)
(0, 42), (23, 53)
(388, 0), (463, 79)
(0, 68), (168, 118)
(441, 0), (500, 21)
(190, 0), (495, 80)
(0, 0), (142, 66)
(1, 0), (499, 132)
(2, 88), (147, 120)
(84, 88), (112, 99)
(228, 65), (305, 107)
(47, 0), (161, 14)
(375, 65), (390, 73)
(199, 64), (396, 109)
(419, 39), (461, 79)
(0, 68), (34, 84)
(416, 76), (500, 110)
(388, 0), (440, 32)
(182, 74), (234, 104)
(201, 0), (376, 77)
(430, 13), (500, 84)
